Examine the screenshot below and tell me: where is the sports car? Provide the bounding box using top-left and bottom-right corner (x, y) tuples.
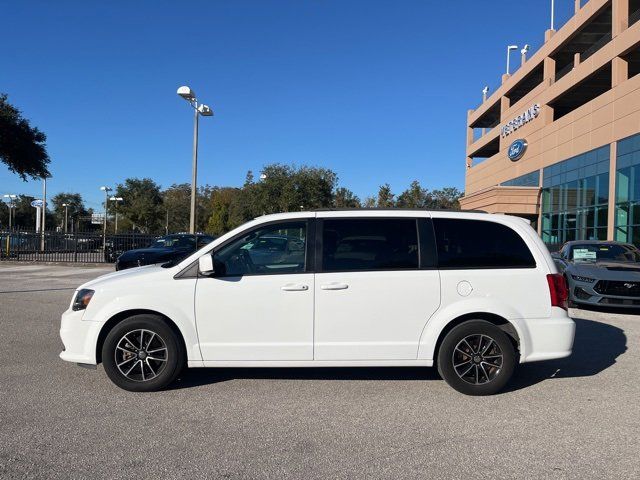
(552, 240), (640, 308)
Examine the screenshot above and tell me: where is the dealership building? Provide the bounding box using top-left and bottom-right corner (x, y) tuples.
(460, 0), (640, 247)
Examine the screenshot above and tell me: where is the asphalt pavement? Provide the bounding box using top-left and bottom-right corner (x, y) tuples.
(0, 263), (638, 479)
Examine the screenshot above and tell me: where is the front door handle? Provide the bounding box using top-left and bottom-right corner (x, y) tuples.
(281, 284), (309, 291)
(320, 282), (349, 290)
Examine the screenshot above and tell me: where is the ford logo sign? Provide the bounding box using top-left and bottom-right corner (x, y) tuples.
(508, 139), (528, 162)
(507, 139), (528, 162)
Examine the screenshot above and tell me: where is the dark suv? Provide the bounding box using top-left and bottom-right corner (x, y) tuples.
(115, 234), (216, 270)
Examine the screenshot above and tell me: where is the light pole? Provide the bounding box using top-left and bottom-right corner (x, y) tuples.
(550, 0), (555, 31)
(109, 196), (123, 233)
(177, 85), (214, 234)
(506, 45), (519, 75)
(521, 44), (530, 64)
(100, 186), (112, 251)
(3, 194), (17, 230)
(62, 203), (69, 233)
(40, 177), (47, 251)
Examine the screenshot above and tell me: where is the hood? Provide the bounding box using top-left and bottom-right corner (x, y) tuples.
(118, 247), (180, 261)
(79, 264), (168, 290)
(569, 260), (640, 280)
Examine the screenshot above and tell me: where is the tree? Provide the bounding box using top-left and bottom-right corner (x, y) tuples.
(51, 193), (87, 230)
(114, 178), (164, 233)
(428, 187), (463, 210)
(162, 184), (191, 233)
(397, 180), (428, 208)
(206, 187), (241, 235)
(0, 93), (51, 180)
(362, 196), (376, 208)
(8, 195), (37, 229)
(376, 183), (395, 208)
(249, 164), (338, 216)
(334, 187), (361, 208)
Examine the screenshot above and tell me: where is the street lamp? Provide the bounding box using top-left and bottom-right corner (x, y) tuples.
(109, 196), (124, 233)
(521, 44), (530, 64)
(62, 203), (70, 233)
(100, 186), (112, 251)
(3, 194), (17, 230)
(506, 45), (519, 75)
(177, 85), (214, 234)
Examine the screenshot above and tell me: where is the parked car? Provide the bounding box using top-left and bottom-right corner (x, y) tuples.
(104, 235), (153, 263)
(60, 210), (575, 395)
(115, 234), (216, 270)
(0, 233), (26, 258)
(552, 240), (640, 307)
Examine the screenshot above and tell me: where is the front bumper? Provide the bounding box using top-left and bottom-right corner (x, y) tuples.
(515, 308), (575, 363)
(569, 278), (640, 308)
(59, 309), (102, 365)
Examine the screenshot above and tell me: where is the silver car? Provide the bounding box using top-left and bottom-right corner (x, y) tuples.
(552, 241), (640, 308)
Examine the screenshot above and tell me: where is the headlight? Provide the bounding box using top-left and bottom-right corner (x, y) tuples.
(571, 275), (595, 283)
(72, 289), (95, 311)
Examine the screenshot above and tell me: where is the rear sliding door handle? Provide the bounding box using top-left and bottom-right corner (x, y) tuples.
(281, 284), (309, 291)
(320, 283), (349, 291)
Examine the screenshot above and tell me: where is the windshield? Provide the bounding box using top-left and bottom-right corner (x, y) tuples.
(571, 244), (640, 262)
(149, 236), (196, 249)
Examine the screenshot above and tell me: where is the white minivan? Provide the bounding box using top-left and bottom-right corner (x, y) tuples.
(60, 210), (575, 395)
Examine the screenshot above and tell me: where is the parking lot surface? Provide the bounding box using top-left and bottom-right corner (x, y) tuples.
(1, 263), (639, 479)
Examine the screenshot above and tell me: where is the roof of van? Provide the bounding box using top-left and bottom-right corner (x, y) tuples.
(312, 208), (487, 213)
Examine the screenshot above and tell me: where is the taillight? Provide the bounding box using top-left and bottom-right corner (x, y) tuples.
(547, 274), (568, 310)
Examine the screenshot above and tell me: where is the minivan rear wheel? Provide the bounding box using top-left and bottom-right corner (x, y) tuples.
(102, 314), (184, 392)
(437, 320), (516, 396)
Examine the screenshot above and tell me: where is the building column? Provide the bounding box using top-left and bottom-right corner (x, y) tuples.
(537, 168), (544, 236)
(608, 142), (618, 241)
(612, 56), (629, 86)
(613, 0), (629, 37)
(575, 0), (581, 13)
(543, 56), (556, 83)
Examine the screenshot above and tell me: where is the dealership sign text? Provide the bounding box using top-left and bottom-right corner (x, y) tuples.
(501, 103), (540, 137)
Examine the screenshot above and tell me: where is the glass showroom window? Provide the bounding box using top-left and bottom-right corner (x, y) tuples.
(500, 170), (540, 187)
(615, 133), (640, 245)
(541, 146), (609, 245)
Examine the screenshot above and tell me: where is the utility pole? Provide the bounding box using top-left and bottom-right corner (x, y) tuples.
(100, 186), (112, 253)
(40, 177), (47, 252)
(62, 203), (69, 233)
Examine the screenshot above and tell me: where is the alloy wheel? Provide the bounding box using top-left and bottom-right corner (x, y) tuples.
(115, 329), (168, 382)
(451, 334), (503, 385)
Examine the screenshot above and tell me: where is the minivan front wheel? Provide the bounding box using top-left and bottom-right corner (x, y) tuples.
(102, 315), (184, 392)
(437, 320), (516, 396)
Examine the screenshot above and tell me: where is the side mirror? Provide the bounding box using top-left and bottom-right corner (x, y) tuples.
(550, 252), (561, 260)
(198, 255), (215, 276)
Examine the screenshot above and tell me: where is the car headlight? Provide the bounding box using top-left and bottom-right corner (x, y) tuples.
(72, 289), (95, 311)
(571, 275), (596, 283)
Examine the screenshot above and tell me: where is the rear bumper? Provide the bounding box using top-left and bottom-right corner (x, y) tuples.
(515, 308), (575, 363)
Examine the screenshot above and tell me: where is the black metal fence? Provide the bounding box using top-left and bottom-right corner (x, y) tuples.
(0, 230), (156, 263)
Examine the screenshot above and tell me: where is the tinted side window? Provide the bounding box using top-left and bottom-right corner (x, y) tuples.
(322, 219), (418, 272)
(433, 218), (535, 268)
(213, 221), (307, 276)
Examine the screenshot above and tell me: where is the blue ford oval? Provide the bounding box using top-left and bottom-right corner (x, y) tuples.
(508, 139), (528, 162)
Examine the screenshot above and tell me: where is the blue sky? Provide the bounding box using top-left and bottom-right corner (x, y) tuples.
(1, 0), (575, 211)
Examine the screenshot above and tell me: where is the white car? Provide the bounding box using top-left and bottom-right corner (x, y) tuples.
(60, 210), (575, 395)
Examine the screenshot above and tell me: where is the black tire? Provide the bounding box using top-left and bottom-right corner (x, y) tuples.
(102, 314), (185, 392)
(437, 320), (516, 396)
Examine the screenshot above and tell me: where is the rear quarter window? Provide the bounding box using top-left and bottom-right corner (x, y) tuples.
(433, 218), (536, 269)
